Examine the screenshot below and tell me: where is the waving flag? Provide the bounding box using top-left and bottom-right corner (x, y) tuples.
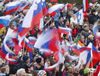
(76, 9), (83, 25)
(0, 28), (18, 64)
(4, 0), (8, 3)
(88, 43), (100, 68)
(24, 37), (36, 52)
(93, 22), (98, 36)
(5, 1), (22, 15)
(89, 2), (97, 8)
(75, 47), (91, 69)
(83, 0), (88, 12)
(46, 4), (65, 16)
(18, 2), (30, 12)
(79, 49), (91, 64)
(34, 29), (60, 52)
(59, 26), (72, 42)
(41, 0), (48, 15)
(0, 15), (11, 29)
(44, 52), (63, 71)
(13, 0), (43, 47)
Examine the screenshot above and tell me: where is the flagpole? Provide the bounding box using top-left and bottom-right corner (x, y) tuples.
(43, 4), (66, 27)
(15, 1), (24, 15)
(91, 47), (93, 68)
(40, 0), (45, 30)
(22, 40), (25, 58)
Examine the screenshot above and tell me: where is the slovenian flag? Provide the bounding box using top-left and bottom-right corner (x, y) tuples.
(46, 4), (65, 16)
(0, 28), (18, 64)
(24, 37), (36, 52)
(18, 2), (30, 12)
(88, 43), (100, 68)
(41, 0), (48, 15)
(5, 1), (22, 15)
(17, 0), (43, 45)
(34, 29), (60, 52)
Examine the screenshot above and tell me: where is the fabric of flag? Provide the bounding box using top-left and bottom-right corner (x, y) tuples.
(44, 52), (63, 71)
(89, 2), (97, 8)
(51, 0), (57, 2)
(76, 9), (83, 25)
(79, 49), (91, 64)
(5, 1), (22, 15)
(24, 37), (36, 52)
(75, 47), (91, 69)
(83, 0), (89, 12)
(0, 15), (11, 30)
(93, 22), (98, 36)
(95, 32), (100, 39)
(34, 29), (60, 52)
(46, 4), (65, 16)
(13, 0), (43, 47)
(18, 2), (30, 12)
(4, 0), (8, 3)
(0, 28), (18, 64)
(41, 0), (48, 15)
(88, 43), (100, 68)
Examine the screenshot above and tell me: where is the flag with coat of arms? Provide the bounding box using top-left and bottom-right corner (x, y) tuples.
(76, 9), (83, 25)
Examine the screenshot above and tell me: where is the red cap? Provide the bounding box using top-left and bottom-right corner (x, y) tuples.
(67, 4), (72, 8)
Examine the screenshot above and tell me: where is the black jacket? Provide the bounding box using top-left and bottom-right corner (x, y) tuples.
(55, 21), (64, 28)
(88, 14), (97, 25)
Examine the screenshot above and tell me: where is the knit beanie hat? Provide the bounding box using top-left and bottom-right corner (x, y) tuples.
(36, 57), (42, 64)
(84, 68), (90, 74)
(23, 56), (29, 62)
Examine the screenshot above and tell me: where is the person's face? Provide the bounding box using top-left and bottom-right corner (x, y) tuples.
(27, 58), (30, 63)
(11, 23), (15, 30)
(68, 6), (72, 10)
(98, 13), (100, 16)
(90, 37), (94, 40)
(89, 26), (93, 30)
(93, 12), (96, 15)
(0, 43), (2, 49)
(59, 17), (63, 22)
(68, 66), (72, 73)
(65, 20), (69, 25)
(50, 22), (55, 28)
(66, 35), (69, 39)
(73, 14), (77, 19)
(84, 26), (89, 31)
(47, 60), (50, 66)
(35, 25), (38, 29)
(41, 58), (44, 65)
(28, 66), (33, 72)
(98, 23), (100, 26)
(26, 52), (29, 56)
(74, 37), (77, 41)
(81, 37), (85, 42)
(68, 12), (71, 16)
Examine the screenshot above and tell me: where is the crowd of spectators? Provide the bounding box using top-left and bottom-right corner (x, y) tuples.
(0, 0), (100, 76)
